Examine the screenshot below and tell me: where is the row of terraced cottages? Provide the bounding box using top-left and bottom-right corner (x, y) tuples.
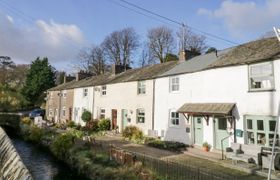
(46, 37), (280, 150)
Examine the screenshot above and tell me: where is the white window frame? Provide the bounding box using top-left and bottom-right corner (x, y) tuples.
(169, 76), (179, 92)
(83, 88), (88, 97)
(137, 108), (145, 123)
(49, 109), (53, 117)
(62, 107), (66, 117)
(248, 62), (274, 91)
(137, 81), (146, 94)
(170, 110), (179, 126)
(100, 108), (106, 119)
(101, 85), (107, 96)
(62, 90), (67, 98)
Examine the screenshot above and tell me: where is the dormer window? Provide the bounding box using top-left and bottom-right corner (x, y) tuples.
(249, 62), (274, 91)
(137, 81), (146, 94)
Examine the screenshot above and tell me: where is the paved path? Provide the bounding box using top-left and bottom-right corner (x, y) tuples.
(95, 135), (269, 179)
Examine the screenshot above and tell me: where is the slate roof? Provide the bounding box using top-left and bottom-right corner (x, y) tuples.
(158, 49), (230, 77)
(207, 37), (280, 69)
(177, 103), (235, 115)
(47, 80), (77, 91)
(48, 61), (178, 91)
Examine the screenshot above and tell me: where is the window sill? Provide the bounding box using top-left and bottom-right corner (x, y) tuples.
(169, 91), (180, 94)
(248, 89), (276, 93)
(169, 125), (180, 128)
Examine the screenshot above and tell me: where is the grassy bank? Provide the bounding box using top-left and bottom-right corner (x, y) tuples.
(19, 121), (159, 180)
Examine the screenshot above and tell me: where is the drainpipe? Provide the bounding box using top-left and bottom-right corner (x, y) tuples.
(152, 79), (155, 130)
(92, 86), (95, 120)
(58, 91), (62, 123)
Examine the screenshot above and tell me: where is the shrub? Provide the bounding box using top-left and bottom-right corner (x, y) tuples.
(21, 117), (31, 125)
(146, 140), (187, 152)
(81, 111), (92, 123)
(98, 119), (111, 131)
(82, 119), (99, 132)
(67, 121), (76, 128)
(122, 126), (144, 142)
(28, 126), (44, 142)
(50, 132), (76, 160)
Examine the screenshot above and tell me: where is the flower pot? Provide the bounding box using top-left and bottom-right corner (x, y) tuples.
(202, 146), (209, 152)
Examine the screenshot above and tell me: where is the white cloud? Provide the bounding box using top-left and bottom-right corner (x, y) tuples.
(198, 0), (280, 37)
(0, 13), (86, 69)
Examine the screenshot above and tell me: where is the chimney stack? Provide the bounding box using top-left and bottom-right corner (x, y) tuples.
(111, 64), (131, 75)
(76, 71), (92, 81)
(178, 49), (201, 62)
(179, 50), (186, 62)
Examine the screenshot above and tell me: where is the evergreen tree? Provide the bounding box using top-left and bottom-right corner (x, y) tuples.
(22, 57), (55, 106)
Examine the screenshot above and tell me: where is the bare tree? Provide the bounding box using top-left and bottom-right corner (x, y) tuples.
(77, 45), (108, 75)
(147, 26), (175, 63)
(102, 27), (139, 67)
(177, 26), (208, 54)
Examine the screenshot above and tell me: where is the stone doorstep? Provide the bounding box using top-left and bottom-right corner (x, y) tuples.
(183, 146), (280, 179)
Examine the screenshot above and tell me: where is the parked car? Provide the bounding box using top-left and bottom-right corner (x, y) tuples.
(29, 108), (45, 119)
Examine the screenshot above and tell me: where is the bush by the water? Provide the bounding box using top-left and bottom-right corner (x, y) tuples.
(146, 139), (187, 152)
(122, 126), (144, 143)
(28, 125), (44, 142)
(50, 132), (76, 160)
(98, 118), (111, 131)
(21, 117), (31, 125)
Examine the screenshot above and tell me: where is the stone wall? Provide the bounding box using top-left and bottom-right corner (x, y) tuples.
(0, 127), (32, 180)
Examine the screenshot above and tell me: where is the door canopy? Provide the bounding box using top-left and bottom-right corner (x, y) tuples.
(177, 103), (235, 115)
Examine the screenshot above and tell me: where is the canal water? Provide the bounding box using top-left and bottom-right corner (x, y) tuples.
(5, 129), (85, 180)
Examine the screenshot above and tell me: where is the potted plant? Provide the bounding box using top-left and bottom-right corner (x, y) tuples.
(202, 142), (211, 152)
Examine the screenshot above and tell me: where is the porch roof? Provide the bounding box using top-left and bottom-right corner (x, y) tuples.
(177, 103), (235, 115)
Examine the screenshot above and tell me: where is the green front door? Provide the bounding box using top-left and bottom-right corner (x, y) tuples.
(122, 109), (128, 130)
(214, 116), (229, 150)
(194, 116), (203, 145)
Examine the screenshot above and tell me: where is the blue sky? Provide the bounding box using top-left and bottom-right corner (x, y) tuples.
(0, 0), (279, 71)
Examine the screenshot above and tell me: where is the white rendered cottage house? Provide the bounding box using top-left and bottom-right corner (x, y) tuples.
(92, 62), (177, 134)
(154, 37), (280, 150)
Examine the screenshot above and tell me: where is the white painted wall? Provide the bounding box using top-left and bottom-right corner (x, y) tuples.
(72, 86), (94, 126)
(93, 80), (154, 134)
(154, 60), (280, 146)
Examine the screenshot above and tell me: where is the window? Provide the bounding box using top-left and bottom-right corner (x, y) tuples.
(137, 81), (146, 94)
(62, 107), (66, 117)
(246, 116), (279, 147)
(100, 108), (105, 119)
(50, 92), (53, 99)
(49, 109), (53, 116)
(62, 90), (67, 98)
(218, 118), (227, 130)
(249, 62), (274, 91)
(247, 119), (253, 130)
(83, 88), (88, 97)
(170, 110), (179, 125)
(137, 109), (145, 123)
(257, 120), (264, 131)
(101, 86), (107, 95)
(170, 76), (179, 92)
